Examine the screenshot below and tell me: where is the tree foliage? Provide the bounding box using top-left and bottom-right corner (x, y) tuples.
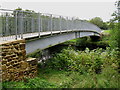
(109, 1), (120, 52)
(90, 17), (108, 30)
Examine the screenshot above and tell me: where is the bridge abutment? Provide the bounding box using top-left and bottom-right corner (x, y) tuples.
(0, 39), (37, 81)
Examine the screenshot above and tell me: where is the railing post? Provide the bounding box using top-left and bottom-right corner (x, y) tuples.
(72, 17), (74, 32)
(19, 11), (23, 39)
(15, 11), (18, 40)
(47, 15), (49, 32)
(40, 14), (42, 33)
(31, 15), (34, 33)
(5, 13), (9, 36)
(66, 17), (69, 33)
(38, 13), (41, 38)
(50, 14), (52, 35)
(59, 16), (62, 34)
(0, 12), (3, 39)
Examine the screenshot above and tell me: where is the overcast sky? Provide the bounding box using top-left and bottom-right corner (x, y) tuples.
(0, 0), (117, 22)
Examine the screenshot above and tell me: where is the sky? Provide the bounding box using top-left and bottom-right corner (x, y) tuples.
(0, 0), (117, 22)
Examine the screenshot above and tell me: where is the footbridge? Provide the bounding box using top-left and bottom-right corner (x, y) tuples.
(0, 9), (101, 54)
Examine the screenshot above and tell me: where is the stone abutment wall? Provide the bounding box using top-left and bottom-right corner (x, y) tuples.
(0, 39), (37, 81)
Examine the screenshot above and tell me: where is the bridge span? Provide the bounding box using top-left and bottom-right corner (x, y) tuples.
(0, 9), (101, 54)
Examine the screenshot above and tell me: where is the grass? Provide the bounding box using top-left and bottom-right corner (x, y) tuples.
(62, 38), (78, 45)
(3, 68), (119, 88)
(102, 30), (111, 35)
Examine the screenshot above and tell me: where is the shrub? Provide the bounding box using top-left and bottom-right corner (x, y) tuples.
(47, 47), (119, 74)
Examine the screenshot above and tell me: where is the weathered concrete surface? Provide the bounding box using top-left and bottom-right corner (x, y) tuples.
(26, 31), (99, 54)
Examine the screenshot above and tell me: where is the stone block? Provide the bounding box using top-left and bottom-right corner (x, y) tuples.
(2, 59), (7, 65)
(2, 53), (16, 59)
(19, 43), (25, 50)
(26, 58), (38, 66)
(21, 50), (26, 57)
(0, 46), (10, 50)
(20, 61), (29, 69)
(14, 44), (20, 50)
(6, 65), (13, 70)
(2, 65), (7, 71)
(12, 40), (25, 45)
(13, 63), (20, 68)
(6, 61), (13, 66)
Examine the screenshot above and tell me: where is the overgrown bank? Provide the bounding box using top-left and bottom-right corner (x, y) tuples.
(2, 30), (120, 88)
(3, 47), (120, 88)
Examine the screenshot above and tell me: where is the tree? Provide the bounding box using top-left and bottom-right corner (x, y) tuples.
(89, 17), (108, 30)
(109, 0), (120, 52)
(90, 17), (103, 28)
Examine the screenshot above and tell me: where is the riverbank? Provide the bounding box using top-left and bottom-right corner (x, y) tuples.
(2, 30), (120, 88)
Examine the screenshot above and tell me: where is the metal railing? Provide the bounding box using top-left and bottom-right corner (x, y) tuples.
(0, 9), (101, 41)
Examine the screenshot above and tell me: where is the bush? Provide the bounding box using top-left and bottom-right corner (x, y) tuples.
(46, 47), (119, 74)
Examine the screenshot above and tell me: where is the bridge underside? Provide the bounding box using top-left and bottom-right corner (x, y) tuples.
(26, 31), (100, 54)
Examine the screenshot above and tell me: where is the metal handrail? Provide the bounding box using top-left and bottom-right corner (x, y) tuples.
(0, 8), (101, 41)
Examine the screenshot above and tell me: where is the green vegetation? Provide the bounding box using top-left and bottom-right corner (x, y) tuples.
(109, 25), (120, 51)
(2, 2), (120, 88)
(63, 36), (109, 50)
(3, 26), (120, 88)
(3, 47), (120, 88)
(102, 30), (111, 34)
(89, 17), (109, 30)
(3, 29), (120, 88)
